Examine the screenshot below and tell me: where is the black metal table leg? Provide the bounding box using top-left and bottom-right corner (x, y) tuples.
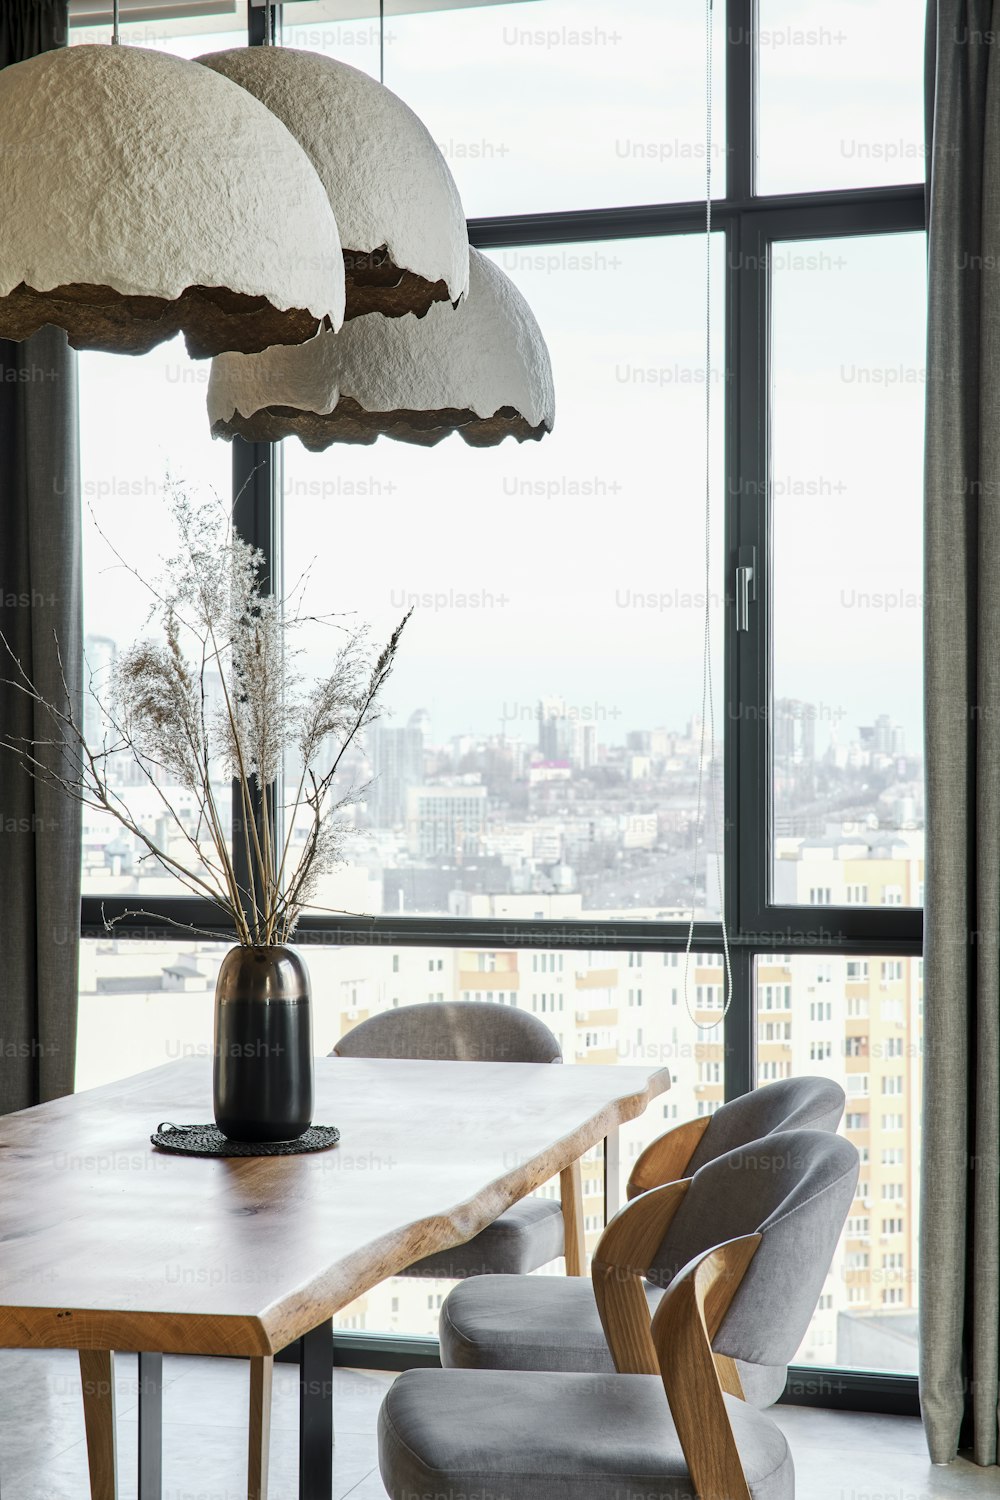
(137, 1352), (163, 1500)
(299, 1320), (334, 1500)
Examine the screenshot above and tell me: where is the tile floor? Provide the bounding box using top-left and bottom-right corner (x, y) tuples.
(0, 1349), (995, 1500)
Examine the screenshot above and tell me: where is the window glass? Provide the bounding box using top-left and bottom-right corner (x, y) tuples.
(282, 235), (726, 922)
(79, 339), (231, 897)
(284, 0), (726, 216)
(755, 953), (921, 1375)
(77, 939), (226, 1090)
(283, 0), (381, 79)
(770, 233), (925, 907)
(755, 0), (925, 194)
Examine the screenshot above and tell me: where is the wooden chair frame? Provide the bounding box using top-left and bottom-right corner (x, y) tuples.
(592, 1179), (691, 1373)
(654, 1238), (762, 1500)
(592, 1181), (762, 1500)
(626, 1114), (711, 1200)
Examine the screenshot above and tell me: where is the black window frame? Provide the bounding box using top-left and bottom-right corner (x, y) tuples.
(78, 0), (926, 1413)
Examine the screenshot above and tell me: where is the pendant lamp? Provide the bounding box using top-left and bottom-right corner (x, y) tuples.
(207, 250), (553, 450)
(0, 45), (345, 358)
(197, 46), (469, 320)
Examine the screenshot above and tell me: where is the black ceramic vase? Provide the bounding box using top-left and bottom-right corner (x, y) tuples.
(213, 946), (314, 1142)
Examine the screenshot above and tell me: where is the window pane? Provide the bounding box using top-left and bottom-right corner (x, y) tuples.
(282, 235), (725, 923)
(72, 19), (251, 906)
(283, 0), (381, 80)
(77, 939), (226, 1091)
(770, 233), (925, 907)
(80, 339), (232, 898)
(756, 0), (925, 195)
(284, 0), (725, 216)
(756, 953), (921, 1374)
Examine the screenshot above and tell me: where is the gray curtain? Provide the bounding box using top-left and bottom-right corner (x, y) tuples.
(0, 0), (67, 62)
(922, 0), (1000, 1468)
(0, 0), (81, 1111)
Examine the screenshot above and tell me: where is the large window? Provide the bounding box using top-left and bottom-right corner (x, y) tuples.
(74, 1), (925, 1406)
(282, 234), (726, 922)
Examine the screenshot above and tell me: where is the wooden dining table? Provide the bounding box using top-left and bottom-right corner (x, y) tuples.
(0, 1054), (671, 1499)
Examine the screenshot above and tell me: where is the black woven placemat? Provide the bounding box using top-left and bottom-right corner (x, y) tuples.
(150, 1123), (340, 1157)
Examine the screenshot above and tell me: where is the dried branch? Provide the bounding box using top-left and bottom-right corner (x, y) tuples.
(100, 903), (234, 944)
(0, 486), (411, 949)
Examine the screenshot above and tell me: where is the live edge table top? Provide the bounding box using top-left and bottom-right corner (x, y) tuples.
(0, 1056), (670, 1359)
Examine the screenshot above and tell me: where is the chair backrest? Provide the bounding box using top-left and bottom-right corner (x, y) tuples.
(684, 1075), (846, 1175)
(651, 1129), (859, 1367)
(331, 1000), (562, 1064)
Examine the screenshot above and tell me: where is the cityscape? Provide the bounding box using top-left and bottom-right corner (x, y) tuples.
(82, 630), (923, 921)
(78, 632), (924, 1375)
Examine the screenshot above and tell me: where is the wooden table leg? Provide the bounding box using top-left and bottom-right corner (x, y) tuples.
(560, 1157), (586, 1276)
(248, 1355), (273, 1500)
(79, 1350), (118, 1500)
(137, 1352), (163, 1500)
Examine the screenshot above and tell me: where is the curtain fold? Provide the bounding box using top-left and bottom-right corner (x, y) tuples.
(0, 0), (81, 1111)
(0, 0), (68, 66)
(922, 0), (1000, 1468)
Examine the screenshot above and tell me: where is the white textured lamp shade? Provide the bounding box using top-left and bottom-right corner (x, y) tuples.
(208, 249), (554, 450)
(198, 46), (469, 320)
(0, 45), (345, 358)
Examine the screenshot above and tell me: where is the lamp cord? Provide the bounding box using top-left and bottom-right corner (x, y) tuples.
(112, 0), (120, 44)
(379, 0), (385, 84)
(683, 0), (733, 1033)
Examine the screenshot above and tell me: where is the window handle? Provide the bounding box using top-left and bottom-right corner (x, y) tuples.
(736, 546), (756, 632)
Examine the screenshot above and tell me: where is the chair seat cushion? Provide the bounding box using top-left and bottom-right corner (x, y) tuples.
(439, 1273), (787, 1406)
(378, 1369), (794, 1500)
(400, 1196), (565, 1279)
(440, 1270), (619, 1371)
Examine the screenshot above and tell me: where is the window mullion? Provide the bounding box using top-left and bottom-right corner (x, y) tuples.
(734, 213), (770, 936)
(723, 946), (754, 1100)
(726, 0), (757, 201)
(248, 3), (282, 47)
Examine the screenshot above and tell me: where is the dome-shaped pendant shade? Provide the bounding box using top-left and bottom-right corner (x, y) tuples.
(0, 46), (345, 358)
(207, 250), (553, 450)
(197, 46), (469, 321)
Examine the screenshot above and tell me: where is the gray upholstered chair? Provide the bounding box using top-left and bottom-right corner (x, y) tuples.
(629, 1074), (846, 1197)
(379, 1130), (859, 1500)
(439, 1074), (845, 1401)
(332, 1001), (571, 1276)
